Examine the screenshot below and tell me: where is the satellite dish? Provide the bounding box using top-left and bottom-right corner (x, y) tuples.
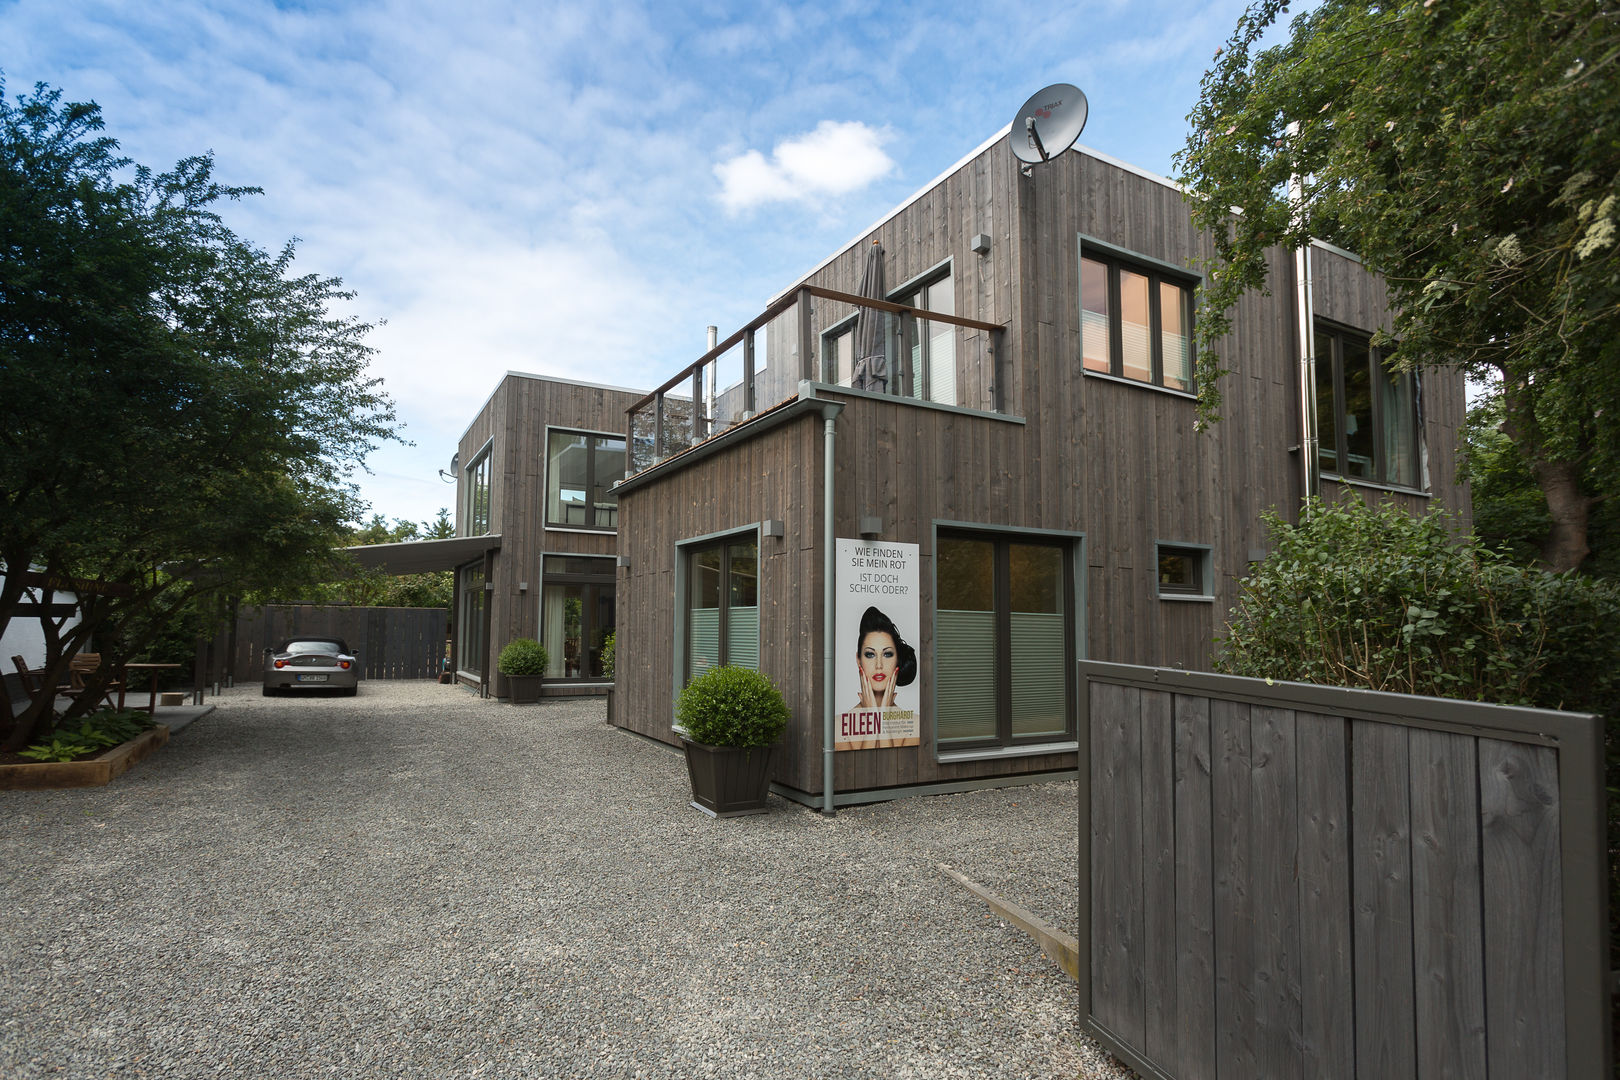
(438, 450), (461, 484)
(1010, 83), (1088, 173)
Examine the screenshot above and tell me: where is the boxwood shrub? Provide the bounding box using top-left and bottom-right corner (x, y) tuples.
(676, 666), (790, 748)
(496, 638), (549, 677)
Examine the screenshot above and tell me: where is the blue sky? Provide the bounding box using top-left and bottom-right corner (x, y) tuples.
(3, 0), (1284, 530)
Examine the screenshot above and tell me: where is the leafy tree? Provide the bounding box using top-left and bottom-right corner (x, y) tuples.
(1176, 0), (1619, 571)
(0, 80), (399, 749)
(1463, 396), (1620, 579)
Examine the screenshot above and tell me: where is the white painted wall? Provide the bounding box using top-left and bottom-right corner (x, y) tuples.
(0, 569), (83, 670)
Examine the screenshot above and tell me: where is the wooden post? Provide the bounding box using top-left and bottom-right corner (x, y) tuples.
(797, 287), (814, 381)
(691, 367), (705, 444)
(743, 331), (756, 415)
(899, 311), (915, 398)
(654, 392), (666, 462)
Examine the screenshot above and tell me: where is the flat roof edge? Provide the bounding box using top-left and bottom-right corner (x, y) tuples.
(771, 132), (1183, 303)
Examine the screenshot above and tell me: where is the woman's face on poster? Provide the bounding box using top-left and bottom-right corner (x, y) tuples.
(859, 631), (898, 688)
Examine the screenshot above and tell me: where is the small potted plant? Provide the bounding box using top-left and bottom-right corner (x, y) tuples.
(496, 638), (548, 704)
(675, 665), (789, 817)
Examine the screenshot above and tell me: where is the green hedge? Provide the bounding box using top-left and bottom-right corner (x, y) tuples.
(1219, 498), (1620, 719)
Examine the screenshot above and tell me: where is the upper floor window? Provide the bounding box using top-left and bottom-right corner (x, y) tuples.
(546, 430), (625, 530)
(895, 270), (956, 406)
(462, 445), (491, 535)
(1080, 250), (1194, 392)
(819, 267), (957, 407)
(1314, 323), (1421, 489)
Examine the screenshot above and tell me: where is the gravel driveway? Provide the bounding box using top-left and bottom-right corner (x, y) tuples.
(2, 681), (1131, 1079)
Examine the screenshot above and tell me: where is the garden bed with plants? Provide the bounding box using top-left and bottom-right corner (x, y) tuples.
(0, 709), (168, 790)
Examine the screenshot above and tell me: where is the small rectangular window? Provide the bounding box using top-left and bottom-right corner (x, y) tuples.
(1157, 544), (1211, 598)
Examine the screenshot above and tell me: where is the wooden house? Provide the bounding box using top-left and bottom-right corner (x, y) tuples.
(606, 130), (1470, 809)
(449, 371), (645, 697)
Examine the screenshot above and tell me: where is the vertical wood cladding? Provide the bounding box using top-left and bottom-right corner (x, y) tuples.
(614, 139), (1471, 797)
(457, 374), (642, 677)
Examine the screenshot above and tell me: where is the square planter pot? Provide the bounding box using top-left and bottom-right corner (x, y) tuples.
(682, 739), (775, 817)
(503, 674), (544, 704)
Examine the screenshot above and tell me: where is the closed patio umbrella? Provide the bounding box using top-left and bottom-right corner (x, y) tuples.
(851, 240), (888, 392)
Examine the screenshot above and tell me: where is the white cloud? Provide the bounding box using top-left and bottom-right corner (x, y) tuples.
(715, 120), (896, 213)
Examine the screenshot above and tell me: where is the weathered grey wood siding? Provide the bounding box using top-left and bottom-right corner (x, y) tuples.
(456, 373), (643, 685)
(613, 138), (1473, 796)
(1080, 662), (1608, 1080)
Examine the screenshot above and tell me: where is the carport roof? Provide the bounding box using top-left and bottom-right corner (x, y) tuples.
(344, 534), (501, 575)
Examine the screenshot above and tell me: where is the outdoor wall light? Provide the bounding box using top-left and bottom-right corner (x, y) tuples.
(517, 581), (528, 593)
(761, 519), (785, 538)
(971, 233), (992, 255)
(859, 516), (883, 539)
(616, 554), (631, 568)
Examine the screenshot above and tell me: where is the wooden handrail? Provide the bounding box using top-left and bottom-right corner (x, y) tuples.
(627, 286), (1006, 414)
(800, 285), (1004, 332)
(627, 291), (800, 413)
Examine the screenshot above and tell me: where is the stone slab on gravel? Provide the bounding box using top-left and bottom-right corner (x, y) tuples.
(1, 681), (1134, 1080)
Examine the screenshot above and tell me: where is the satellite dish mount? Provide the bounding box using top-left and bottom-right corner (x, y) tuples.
(1010, 83), (1088, 177)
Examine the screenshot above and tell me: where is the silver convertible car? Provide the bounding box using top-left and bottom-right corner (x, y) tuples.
(263, 638), (359, 696)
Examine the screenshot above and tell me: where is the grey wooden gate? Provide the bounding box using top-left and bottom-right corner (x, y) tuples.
(229, 605), (446, 681)
(1079, 660), (1610, 1080)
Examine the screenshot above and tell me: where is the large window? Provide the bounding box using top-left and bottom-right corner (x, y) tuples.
(935, 532), (1075, 749)
(462, 445), (492, 535)
(686, 536), (758, 682)
(546, 430), (625, 530)
(1080, 249), (1194, 392)
(1315, 323), (1421, 489)
(541, 555), (615, 680)
(457, 560), (486, 676)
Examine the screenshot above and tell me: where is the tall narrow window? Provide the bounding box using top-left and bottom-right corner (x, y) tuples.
(1081, 257), (1111, 373)
(1315, 323), (1422, 489)
(821, 318), (857, 386)
(546, 430), (625, 530)
(685, 536), (759, 682)
(462, 445), (492, 535)
(936, 532), (1074, 750)
(457, 560), (486, 676)
(1078, 246), (1196, 392)
(540, 555), (615, 680)
(893, 269), (956, 406)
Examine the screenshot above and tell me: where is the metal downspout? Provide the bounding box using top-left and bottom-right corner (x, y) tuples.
(817, 394), (844, 815)
(1288, 139), (1320, 512)
(1296, 240), (1318, 509)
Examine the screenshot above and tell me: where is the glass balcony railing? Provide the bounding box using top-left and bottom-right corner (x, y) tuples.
(625, 286), (1008, 477)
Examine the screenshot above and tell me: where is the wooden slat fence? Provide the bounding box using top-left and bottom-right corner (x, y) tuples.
(226, 605), (446, 682)
(1079, 660), (1610, 1080)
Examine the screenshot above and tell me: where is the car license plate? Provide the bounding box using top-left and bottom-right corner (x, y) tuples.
(296, 674), (328, 683)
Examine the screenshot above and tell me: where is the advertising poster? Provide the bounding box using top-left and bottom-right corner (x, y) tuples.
(835, 539), (921, 751)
